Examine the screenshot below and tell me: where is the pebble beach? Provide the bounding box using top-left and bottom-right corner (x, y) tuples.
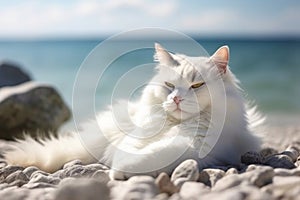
(0, 124), (300, 200)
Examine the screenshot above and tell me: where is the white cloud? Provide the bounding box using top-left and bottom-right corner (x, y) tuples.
(0, 0), (299, 37)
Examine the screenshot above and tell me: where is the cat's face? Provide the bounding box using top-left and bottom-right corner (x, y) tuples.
(149, 43), (229, 121)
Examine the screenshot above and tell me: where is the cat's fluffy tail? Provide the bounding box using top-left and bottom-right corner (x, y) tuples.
(4, 133), (98, 172)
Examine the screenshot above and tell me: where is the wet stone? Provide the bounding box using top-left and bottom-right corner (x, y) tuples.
(263, 154), (296, 169)
(241, 151), (262, 165)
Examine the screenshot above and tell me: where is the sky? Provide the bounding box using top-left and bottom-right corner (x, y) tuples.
(0, 0), (299, 38)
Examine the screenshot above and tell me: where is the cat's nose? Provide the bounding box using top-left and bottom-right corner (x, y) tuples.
(173, 96), (183, 104)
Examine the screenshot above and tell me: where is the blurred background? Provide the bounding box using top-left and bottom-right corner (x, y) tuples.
(0, 0), (299, 128)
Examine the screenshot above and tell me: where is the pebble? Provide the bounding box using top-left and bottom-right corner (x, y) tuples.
(259, 147), (278, 159)
(241, 165), (274, 187)
(155, 172), (179, 195)
(262, 176), (300, 199)
(0, 187), (29, 200)
(5, 170), (29, 184)
(110, 176), (159, 199)
(29, 173), (60, 185)
(91, 170), (110, 184)
(171, 159), (199, 187)
(263, 154), (296, 169)
(241, 151), (262, 164)
(213, 174), (245, 191)
(0, 165), (24, 182)
(23, 166), (39, 177)
(225, 168), (238, 176)
(23, 182), (56, 189)
(180, 182), (210, 199)
(54, 178), (110, 200)
(199, 168), (225, 187)
(282, 145), (299, 162)
(30, 170), (50, 179)
(62, 159), (83, 169)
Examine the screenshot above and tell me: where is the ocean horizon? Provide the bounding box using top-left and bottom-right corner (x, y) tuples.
(0, 37), (299, 129)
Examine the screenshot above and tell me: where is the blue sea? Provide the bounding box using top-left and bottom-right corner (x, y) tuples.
(0, 37), (299, 128)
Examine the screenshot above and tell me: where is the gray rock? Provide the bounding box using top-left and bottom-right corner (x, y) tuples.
(30, 170), (49, 179)
(64, 165), (98, 178)
(241, 151), (262, 164)
(208, 184), (272, 200)
(273, 168), (300, 176)
(282, 145), (299, 162)
(27, 188), (56, 200)
(199, 168), (225, 187)
(9, 179), (28, 187)
(5, 170), (29, 184)
(0, 82), (70, 140)
(241, 165), (274, 187)
(180, 182), (210, 199)
(171, 159), (199, 187)
(262, 176), (300, 199)
(23, 182), (56, 189)
(92, 170), (110, 184)
(263, 154), (296, 169)
(259, 147), (278, 159)
(54, 178), (110, 200)
(155, 172), (179, 195)
(63, 159), (82, 169)
(213, 174), (245, 191)
(0, 187), (29, 200)
(0, 62), (31, 88)
(23, 166), (39, 177)
(29, 173), (60, 185)
(0, 165), (24, 182)
(110, 176), (159, 200)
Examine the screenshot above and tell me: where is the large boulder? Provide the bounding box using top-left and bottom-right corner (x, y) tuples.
(0, 82), (71, 140)
(0, 62), (31, 88)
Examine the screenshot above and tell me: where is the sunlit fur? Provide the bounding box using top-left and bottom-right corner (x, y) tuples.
(5, 44), (264, 180)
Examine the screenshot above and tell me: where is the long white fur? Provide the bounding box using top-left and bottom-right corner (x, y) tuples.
(5, 44), (263, 179)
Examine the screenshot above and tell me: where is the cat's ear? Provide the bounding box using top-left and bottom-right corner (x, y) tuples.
(154, 43), (179, 67)
(210, 46), (229, 74)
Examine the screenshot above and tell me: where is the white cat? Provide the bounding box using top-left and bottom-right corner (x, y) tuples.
(5, 43), (263, 179)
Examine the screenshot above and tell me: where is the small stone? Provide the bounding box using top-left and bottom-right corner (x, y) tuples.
(259, 147), (278, 159)
(263, 154), (296, 169)
(213, 174), (244, 191)
(155, 172), (179, 195)
(54, 178), (110, 200)
(110, 176), (159, 200)
(29, 173), (60, 185)
(241, 151), (262, 165)
(154, 193), (169, 200)
(64, 165), (97, 178)
(23, 166), (39, 177)
(180, 182), (210, 199)
(5, 170), (29, 184)
(63, 160), (82, 169)
(0, 165), (24, 182)
(23, 182), (56, 189)
(0, 187), (29, 199)
(241, 165), (274, 187)
(225, 168), (238, 176)
(171, 159), (199, 187)
(282, 146), (299, 162)
(29, 170), (49, 179)
(92, 170), (110, 184)
(9, 179), (28, 187)
(198, 168), (225, 187)
(262, 176), (300, 199)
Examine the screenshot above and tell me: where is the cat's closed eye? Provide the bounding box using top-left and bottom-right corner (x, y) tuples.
(191, 82), (205, 89)
(165, 81), (175, 89)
